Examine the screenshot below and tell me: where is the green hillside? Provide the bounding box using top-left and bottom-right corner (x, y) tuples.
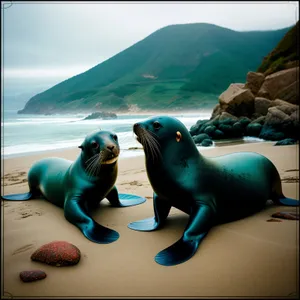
(18, 23), (291, 114)
(257, 21), (298, 75)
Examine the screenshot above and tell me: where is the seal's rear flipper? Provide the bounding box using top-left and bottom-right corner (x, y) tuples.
(117, 193), (146, 207)
(82, 222), (119, 244)
(128, 217), (159, 231)
(278, 198), (299, 206)
(1, 192), (33, 201)
(155, 237), (200, 266)
(106, 186), (146, 207)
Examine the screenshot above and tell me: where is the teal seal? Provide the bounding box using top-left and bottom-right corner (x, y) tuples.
(128, 116), (299, 266)
(2, 130), (146, 244)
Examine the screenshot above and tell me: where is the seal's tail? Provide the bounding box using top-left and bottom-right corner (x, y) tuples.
(1, 192), (33, 201)
(278, 197), (299, 206)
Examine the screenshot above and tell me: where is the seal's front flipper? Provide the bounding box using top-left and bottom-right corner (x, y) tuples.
(128, 193), (171, 231)
(106, 186), (146, 207)
(64, 196), (119, 244)
(278, 197), (299, 206)
(155, 203), (214, 266)
(1, 192), (33, 201)
(155, 237), (201, 266)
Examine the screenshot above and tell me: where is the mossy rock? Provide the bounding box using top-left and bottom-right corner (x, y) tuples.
(246, 123), (263, 137)
(193, 133), (210, 144)
(214, 129), (225, 140)
(259, 125), (285, 141)
(274, 138), (297, 146)
(203, 125), (217, 136)
(201, 138), (213, 147)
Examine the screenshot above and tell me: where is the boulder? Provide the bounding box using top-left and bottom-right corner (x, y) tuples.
(264, 107), (291, 126)
(246, 123), (262, 137)
(244, 72), (265, 95)
(201, 138), (213, 147)
(31, 241), (81, 267)
(189, 119), (209, 136)
(219, 84), (255, 117)
(250, 116), (266, 125)
(204, 125), (216, 136)
(238, 117), (251, 128)
(259, 126), (285, 141)
(20, 270), (47, 283)
(274, 80), (299, 104)
(214, 129), (225, 139)
(274, 138), (297, 146)
(218, 112), (238, 122)
(83, 111), (117, 120)
(193, 133), (210, 144)
(254, 97), (273, 116)
(290, 109), (299, 125)
(257, 67), (299, 104)
(211, 104), (222, 119)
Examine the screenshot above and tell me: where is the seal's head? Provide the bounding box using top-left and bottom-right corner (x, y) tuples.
(79, 130), (120, 175)
(133, 116), (197, 162)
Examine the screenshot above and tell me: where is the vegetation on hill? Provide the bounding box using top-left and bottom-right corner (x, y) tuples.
(18, 23), (291, 114)
(257, 21), (298, 76)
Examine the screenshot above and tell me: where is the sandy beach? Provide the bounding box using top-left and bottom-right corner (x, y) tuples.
(1, 142), (299, 298)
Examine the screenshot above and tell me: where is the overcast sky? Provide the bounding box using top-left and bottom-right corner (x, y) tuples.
(2, 1), (299, 94)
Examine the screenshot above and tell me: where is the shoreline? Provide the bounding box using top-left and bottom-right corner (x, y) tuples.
(1, 137), (270, 160)
(2, 141), (299, 297)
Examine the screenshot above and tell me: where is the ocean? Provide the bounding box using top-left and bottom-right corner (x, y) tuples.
(1, 110), (211, 158)
(1, 110), (266, 159)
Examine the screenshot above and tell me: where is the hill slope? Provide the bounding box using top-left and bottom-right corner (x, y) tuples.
(18, 23), (291, 114)
(257, 21), (299, 76)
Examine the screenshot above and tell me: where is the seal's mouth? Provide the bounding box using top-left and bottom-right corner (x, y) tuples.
(102, 156), (118, 164)
(133, 123), (161, 162)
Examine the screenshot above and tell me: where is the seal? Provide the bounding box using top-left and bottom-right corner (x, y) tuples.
(128, 116), (299, 266)
(2, 129), (146, 244)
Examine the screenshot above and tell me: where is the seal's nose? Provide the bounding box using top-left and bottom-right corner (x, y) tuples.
(107, 145), (115, 152)
(133, 123), (140, 131)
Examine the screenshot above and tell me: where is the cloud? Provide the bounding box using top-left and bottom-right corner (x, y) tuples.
(2, 1), (299, 82)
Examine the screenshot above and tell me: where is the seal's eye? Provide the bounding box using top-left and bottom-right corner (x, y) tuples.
(112, 134), (118, 141)
(176, 131), (182, 142)
(91, 141), (99, 149)
(153, 121), (161, 130)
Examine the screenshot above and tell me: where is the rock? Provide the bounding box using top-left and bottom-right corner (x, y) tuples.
(219, 84), (255, 117)
(271, 212), (299, 220)
(189, 119), (209, 136)
(20, 270), (47, 282)
(203, 125), (216, 136)
(290, 109), (299, 125)
(232, 122), (244, 136)
(254, 97), (273, 116)
(31, 241), (81, 267)
(83, 111), (117, 120)
(218, 112), (238, 122)
(259, 126), (285, 141)
(238, 117), (251, 128)
(246, 123), (262, 137)
(244, 72), (265, 95)
(201, 139), (213, 147)
(214, 129), (225, 139)
(275, 80), (299, 104)
(274, 138), (297, 146)
(276, 104), (298, 116)
(211, 104), (222, 119)
(264, 107), (291, 126)
(266, 218), (282, 222)
(257, 67), (299, 104)
(219, 124), (233, 135)
(193, 133), (210, 144)
(250, 116), (266, 125)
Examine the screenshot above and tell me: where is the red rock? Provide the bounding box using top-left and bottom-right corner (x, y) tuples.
(20, 270), (47, 282)
(271, 212), (299, 220)
(31, 241), (81, 266)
